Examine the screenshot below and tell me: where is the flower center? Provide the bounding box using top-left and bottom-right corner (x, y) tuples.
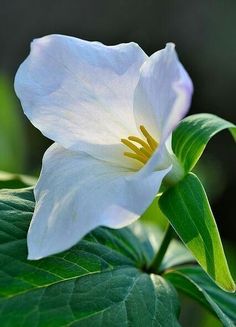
(121, 125), (159, 164)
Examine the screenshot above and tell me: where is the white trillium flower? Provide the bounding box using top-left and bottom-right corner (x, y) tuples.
(15, 35), (193, 260)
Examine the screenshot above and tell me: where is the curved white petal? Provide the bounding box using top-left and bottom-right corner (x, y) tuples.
(28, 143), (170, 259)
(15, 34), (148, 167)
(134, 43), (193, 142)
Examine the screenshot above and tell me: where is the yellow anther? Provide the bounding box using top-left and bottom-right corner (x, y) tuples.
(121, 125), (159, 165)
(140, 125), (158, 150)
(121, 139), (145, 157)
(128, 136), (152, 154)
(124, 152), (147, 164)
(139, 147), (151, 158)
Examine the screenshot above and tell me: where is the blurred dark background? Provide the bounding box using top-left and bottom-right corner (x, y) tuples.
(0, 1), (235, 324)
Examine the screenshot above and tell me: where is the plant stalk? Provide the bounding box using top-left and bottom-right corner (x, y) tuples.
(147, 223), (173, 273)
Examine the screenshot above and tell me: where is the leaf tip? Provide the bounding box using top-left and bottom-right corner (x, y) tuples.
(218, 278), (236, 293)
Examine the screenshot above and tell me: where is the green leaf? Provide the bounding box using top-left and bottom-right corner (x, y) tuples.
(0, 75), (26, 172)
(0, 188), (182, 327)
(159, 172), (235, 292)
(172, 113), (236, 173)
(0, 171), (37, 189)
(165, 266), (236, 327)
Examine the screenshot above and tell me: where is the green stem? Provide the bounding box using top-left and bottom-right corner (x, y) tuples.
(147, 223), (173, 273)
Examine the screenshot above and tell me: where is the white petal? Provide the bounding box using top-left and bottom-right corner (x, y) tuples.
(134, 43), (193, 142)
(28, 144), (170, 259)
(15, 34), (148, 167)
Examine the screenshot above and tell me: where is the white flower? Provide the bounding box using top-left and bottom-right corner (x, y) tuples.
(15, 35), (193, 259)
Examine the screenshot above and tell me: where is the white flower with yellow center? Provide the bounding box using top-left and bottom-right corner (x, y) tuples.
(15, 35), (193, 259)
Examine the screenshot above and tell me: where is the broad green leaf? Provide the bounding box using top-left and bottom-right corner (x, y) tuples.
(172, 113), (236, 173)
(0, 188), (182, 327)
(0, 171), (37, 189)
(159, 172), (235, 292)
(165, 266), (236, 327)
(0, 75), (26, 172)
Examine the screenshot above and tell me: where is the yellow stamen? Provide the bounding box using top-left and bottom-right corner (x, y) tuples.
(124, 152), (148, 164)
(140, 125), (158, 150)
(128, 136), (152, 154)
(121, 139), (146, 158)
(139, 147), (151, 158)
(121, 125), (159, 165)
